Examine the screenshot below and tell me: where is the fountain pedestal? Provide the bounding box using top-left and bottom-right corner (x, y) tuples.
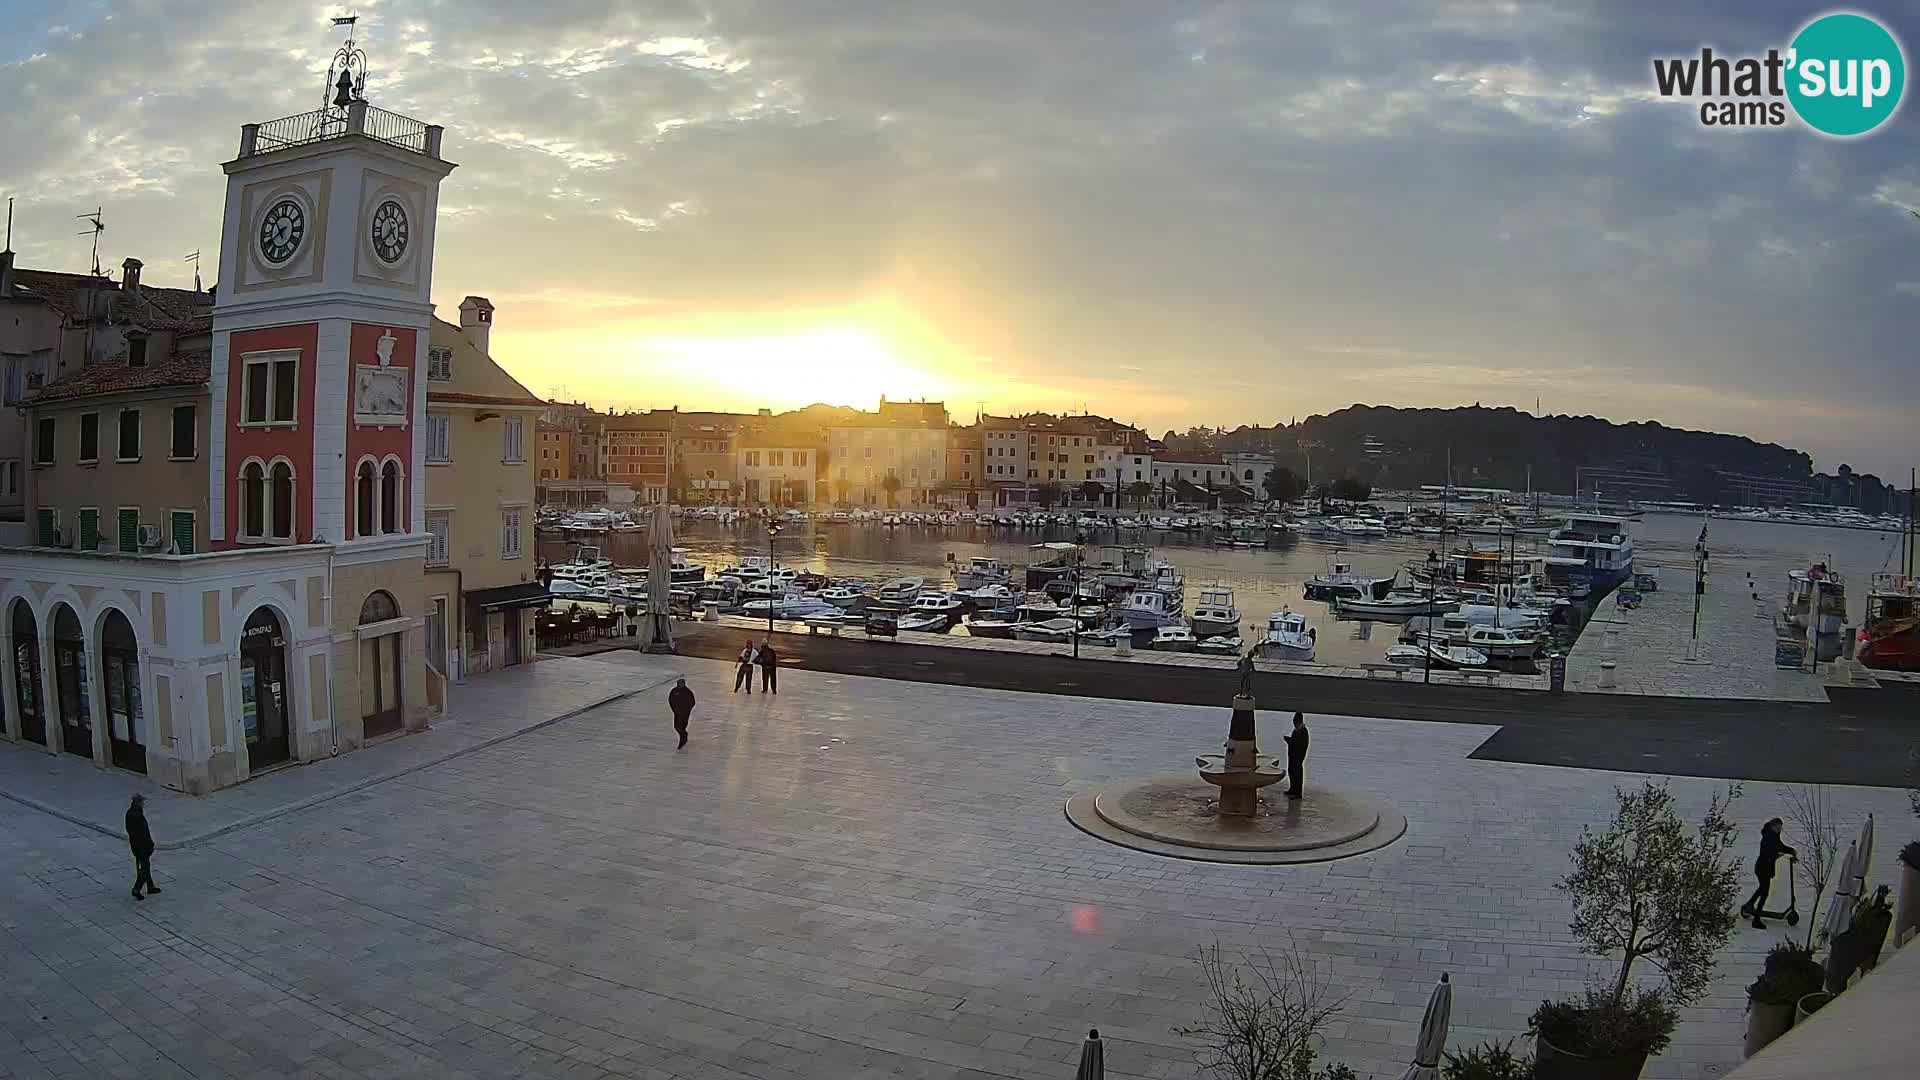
(1195, 693), (1287, 816)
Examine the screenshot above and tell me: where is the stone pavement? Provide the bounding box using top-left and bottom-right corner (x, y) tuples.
(0, 656), (661, 847)
(1, 652), (1910, 1080)
(1565, 560), (1829, 703)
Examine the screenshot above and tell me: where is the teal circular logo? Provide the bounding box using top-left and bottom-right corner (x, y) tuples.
(1787, 13), (1906, 137)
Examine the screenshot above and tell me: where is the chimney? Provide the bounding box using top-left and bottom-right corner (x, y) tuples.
(458, 295), (494, 354)
(122, 257), (143, 297)
(0, 249), (13, 298)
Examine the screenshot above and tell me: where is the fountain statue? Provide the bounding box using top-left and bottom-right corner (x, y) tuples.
(1195, 650), (1287, 815)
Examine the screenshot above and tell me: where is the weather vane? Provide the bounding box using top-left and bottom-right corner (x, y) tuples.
(323, 13), (369, 111)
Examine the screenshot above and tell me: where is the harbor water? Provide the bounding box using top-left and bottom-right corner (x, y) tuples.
(539, 511), (1906, 670)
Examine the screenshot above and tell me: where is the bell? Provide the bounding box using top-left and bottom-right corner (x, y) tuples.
(332, 67), (355, 108)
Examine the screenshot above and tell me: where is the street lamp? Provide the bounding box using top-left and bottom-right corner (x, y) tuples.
(1071, 532), (1086, 660)
(1424, 549), (1439, 685)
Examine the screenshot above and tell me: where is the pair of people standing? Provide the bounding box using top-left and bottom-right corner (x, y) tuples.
(732, 640), (778, 694)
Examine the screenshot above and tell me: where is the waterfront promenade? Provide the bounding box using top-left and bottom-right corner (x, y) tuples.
(2, 652), (1910, 1080)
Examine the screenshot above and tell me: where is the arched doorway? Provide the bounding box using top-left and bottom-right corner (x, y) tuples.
(10, 600), (45, 746)
(240, 608), (291, 769)
(358, 591), (403, 738)
(50, 604), (92, 758)
(100, 610), (147, 774)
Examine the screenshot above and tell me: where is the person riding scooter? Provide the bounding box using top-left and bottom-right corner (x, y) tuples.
(1742, 817), (1798, 930)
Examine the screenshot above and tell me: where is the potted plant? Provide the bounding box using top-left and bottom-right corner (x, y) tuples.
(1442, 1039), (1532, 1080)
(1897, 841), (1920, 945)
(1743, 943), (1824, 1058)
(1795, 990), (1835, 1024)
(1531, 782), (1742, 1080)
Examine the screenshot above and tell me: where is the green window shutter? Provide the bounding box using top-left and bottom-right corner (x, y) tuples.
(170, 511), (195, 555)
(36, 508), (55, 546)
(78, 509), (99, 550)
(118, 509), (139, 553)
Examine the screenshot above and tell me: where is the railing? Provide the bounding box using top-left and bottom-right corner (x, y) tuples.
(242, 102), (440, 159)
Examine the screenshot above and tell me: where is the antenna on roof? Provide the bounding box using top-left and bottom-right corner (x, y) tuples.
(184, 250), (202, 292)
(76, 207), (104, 277)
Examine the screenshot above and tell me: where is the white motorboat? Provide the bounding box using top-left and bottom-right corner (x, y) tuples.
(1333, 516), (1389, 536)
(1075, 625), (1135, 647)
(1120, 588), (1183, 629)
(1465, 516), (1517, 535)
(950, 556), (1011, 590)
(1190, 586), (1241, 637)
(1385, 643), (1489, 670)
(663, 549), (706, 583)
(874, 576), (926, 606)
(720, 556), (773, 579)
(1195, 634), (1243, 655)
(907, 592), (965, 620)
(739, 595), (839, 619)
(818, 585), (867, 609)
(1333, 592), (1461, 619)
(1304, 558), (1396, 601)
(1413, 623), (1543, 659)
(897, 610), (955, 633)
(1453, 602), (1552, 629)
(1152, 624), (1198, 651)
(1259, 611), (1317, 662)
(964, 607), (1021, 638)
(954, 582), (1017, 607)
(1013, 618), (1080, 643)
(738, 578), (790, 602)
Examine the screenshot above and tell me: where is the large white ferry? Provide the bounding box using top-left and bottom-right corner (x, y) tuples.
(1543, 514), (1635, 593)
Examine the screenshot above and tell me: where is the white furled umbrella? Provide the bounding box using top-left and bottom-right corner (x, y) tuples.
(1821, 838), (1861, 942)
(1074, 1028), (1104, 1080)
(1398, 973), (1452, 1080)
(643, 502), (675, 653)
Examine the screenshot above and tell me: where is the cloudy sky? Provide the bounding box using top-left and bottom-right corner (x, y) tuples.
(3, 1), (1916, 476)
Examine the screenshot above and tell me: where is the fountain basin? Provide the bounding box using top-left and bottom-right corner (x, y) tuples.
(1066, 773), (1405, 864)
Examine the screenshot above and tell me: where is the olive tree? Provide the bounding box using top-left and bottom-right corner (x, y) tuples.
(1177, 939), (1353, 1080)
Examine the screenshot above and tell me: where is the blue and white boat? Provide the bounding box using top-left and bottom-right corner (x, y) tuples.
(1544, 514), (1635, 593)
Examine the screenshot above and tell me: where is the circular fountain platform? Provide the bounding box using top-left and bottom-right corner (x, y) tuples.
(1065, 773), (1406, 864)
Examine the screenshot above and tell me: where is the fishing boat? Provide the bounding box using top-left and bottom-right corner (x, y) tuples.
(1024, 542), (1080, 590)
(950, 555), (1011, 590)
(873, 576), (926, 606)
(1075, 625), (1135, 647)
(719, 555), (772, 579)
(1013, 618), (1080, 643)
(739, 595), (840, 619)
(1385, 643), (1489, 670)
(1195, 634), (1243, 655)
(1783, 562), (1848, 636)
(1303, 558), (1396, 601)
(1544, 514), (1635, 593)
(964, 606), (1021, 638)
(897, 608), (956, 633)
(1190, 586), (1241, 637)
(1410, 622), (1543, 659)
(1333, 592), (1460, 619)
(817, 584), (867, 609)
(1333, 516), (1389, 536)
(1858, 573), (1920, 671)
(1120, 588), (1183, 629)
(1259, 611), (1317, 662)
(1152, 624), (1198, 651)
(906, 591), (965, 623)
(954, 582), (1018, 608)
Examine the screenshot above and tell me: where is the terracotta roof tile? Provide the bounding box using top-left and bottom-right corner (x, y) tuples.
(31, 352), (210, 404)
(8, 268), (212, 331)
(427, 389), (548, 408)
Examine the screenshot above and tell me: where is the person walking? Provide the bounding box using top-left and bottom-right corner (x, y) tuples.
(1282, 712), (1309, 800)
(126, 793), (159, 900)
(668, 677), (696, 748)
(1743, 817), (1798, 929)
(733, 642), (755, 693)
(757, 640), (779, 694)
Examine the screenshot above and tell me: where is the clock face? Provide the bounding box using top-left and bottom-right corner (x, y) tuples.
(370, 199), (410, 263)
(258, 199), (305, 264)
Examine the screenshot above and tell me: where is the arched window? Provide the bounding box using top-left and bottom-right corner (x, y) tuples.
(240, 461), (265, 539)
(380, 459), (401, 534)
(359, 590), (398, 624)
(270, 461), (294, 540)
(355, 460), (376, 538)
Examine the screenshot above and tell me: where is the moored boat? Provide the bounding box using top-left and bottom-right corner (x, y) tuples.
(1259, 611), (1317, 662)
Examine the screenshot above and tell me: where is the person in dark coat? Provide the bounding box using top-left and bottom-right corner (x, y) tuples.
(1743, 817), (1797, 929)
(668, 677), (696, 748)
(1283, 712), (1309, 800)
(757, 640), (778, 694)
(126, 793), (159, 900)
(733, 643), (755, 693)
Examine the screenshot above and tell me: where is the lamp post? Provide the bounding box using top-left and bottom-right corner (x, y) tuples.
(1071, 533), (1086, 660)
(1425, 549), (1439, 685)
(766, 516), (782, 639)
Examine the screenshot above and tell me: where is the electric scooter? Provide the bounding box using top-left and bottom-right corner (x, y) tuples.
(1742, 856), (1800, 926)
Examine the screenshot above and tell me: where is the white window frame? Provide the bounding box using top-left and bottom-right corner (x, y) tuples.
(426, 511), (451, 566)
(502, 416), (525, 463)
(499, 506), (524, 559)
(427, 345), (453, 382)
(240, 349), (300, 428)
(426, 413), (451, 464)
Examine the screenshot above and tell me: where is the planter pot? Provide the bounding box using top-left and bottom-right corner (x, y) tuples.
(1897, 863), (1920, 946)
(1535, 1033), (1649, 1080)
(1825, 929), (1864, 993)
(1795, 991), (1835, 1025)
(1743, 999), (1795, 1059)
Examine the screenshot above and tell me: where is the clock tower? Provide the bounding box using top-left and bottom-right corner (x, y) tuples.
(209, 29), (455, 743)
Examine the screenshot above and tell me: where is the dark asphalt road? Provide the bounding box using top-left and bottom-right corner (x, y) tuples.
(655, 626), (1919, 788)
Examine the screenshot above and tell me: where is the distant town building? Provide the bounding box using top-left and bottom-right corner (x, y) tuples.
(827, 398), (949, 507)
(736, 432), (816, 507)
(602, 412), (672, 504)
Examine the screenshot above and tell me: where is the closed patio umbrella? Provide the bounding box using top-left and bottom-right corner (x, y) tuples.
(1398, 973), (1451, 1080)
(1074, 1028), (1104, 1080)
(1822, 838), (1861, 942)
(643, 502), (675, 653)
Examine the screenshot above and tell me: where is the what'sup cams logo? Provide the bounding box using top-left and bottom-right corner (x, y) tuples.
(1652, 11), (1906, 136)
